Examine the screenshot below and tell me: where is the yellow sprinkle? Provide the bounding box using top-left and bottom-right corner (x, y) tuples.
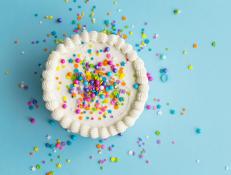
(56, 66), (61, 71)
(142, 33), (147, 39)
(121, 16), (127, 21)
(62, 96), (67, 101)
(56, 163), (62, 168)
(129, 31), (133, 35)
(33, 146), (39, 152)
(188, 64), (193, 70)
(119, 73), (125, 79)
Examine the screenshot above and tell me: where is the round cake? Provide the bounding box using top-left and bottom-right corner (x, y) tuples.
(42, 31), (149, 139)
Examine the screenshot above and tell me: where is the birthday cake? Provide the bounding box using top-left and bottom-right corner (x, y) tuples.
(42, 31), (149, 139)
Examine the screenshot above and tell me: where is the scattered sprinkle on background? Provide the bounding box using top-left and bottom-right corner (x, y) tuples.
(0, 0), (230, 175)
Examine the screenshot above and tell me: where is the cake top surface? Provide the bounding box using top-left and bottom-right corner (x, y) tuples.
(42, 31), (149, 139)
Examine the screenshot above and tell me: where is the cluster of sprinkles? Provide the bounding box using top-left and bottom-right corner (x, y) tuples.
(6, 0), (220, 174)
(145, 97), (187, 116)
(89, 139), (119, 170)
(57, 45), (133, 121)
(18, 81), (29, 90)
(27, 98), (39, 110)
(29, 133), (76, 173)
(128, 137), (151, 164)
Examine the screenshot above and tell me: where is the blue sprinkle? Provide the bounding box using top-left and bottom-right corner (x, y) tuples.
(70, 134), (77, 141)
(48, 119), (55, 126)
(133, 83), (139, 89)
(66, 140), (72, 145)
(170, 109), (176, 115)
(195, 128), (201, 134)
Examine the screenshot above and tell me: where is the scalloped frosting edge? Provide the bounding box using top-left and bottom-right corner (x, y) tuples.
(42, 30), (149, 139)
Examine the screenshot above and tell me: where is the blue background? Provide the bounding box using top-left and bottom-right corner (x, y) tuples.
(1, 0), (231, 174)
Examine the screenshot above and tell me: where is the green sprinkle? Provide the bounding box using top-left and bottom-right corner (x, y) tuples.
(36, 164), (41, 169)
(211, 41), (216, 48)
(155, 130), (161, 136)
(173, 9), (181, 15)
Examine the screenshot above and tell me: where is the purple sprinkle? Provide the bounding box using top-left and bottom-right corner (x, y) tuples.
(156, 139), (161, 144)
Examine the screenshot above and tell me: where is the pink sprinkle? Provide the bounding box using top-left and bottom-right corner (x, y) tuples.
(148, 76), (153, 81)
(107, 60), (113, 65)
(75, 109), (81, 114)
(29, 117), (36, 124)
(56, 143), (61, 148)
(60, 59), (65, 64)
(27, 101), (32, 106)
(106, 54), (111, 58)
(73, 80), (79, 84)
(98, 62), (103, 67)
(146, 105), (151, 110)
(75, 58), (81, 63)
(62, 104), (67, 109)
(101, 144), (106, 149)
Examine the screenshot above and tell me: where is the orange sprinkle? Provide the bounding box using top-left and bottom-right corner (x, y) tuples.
(122, 34), (128, 40)
(121, 16), (127, 21)
(193, 42), (198, 48)
(121, 81), (126, 86)
(78, 116), (83, 120)
(96, 144), (101, 149)
(74, 63), (79, 68)
(103, 59), (108, 65)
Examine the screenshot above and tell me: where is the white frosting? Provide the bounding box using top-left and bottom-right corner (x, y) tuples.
(56, 44), (68, 53)
(107, 35), (118, 46)
(123, 116), (136, 127)
(100, 127), (110, 139)
(80, 125), (90, 137)
(90, 127), (99, 139)
(116, 121), (127, 133)
(60, 115), (72, 128)
(51, 108), (64, 121)
(71, 34), (81, 45)
(42, 31), (149, 139)
(108, 125), (118, 136)
(70, 120), (80, 133)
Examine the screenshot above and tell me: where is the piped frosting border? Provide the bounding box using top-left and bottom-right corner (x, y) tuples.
(42, 31), (149, 139)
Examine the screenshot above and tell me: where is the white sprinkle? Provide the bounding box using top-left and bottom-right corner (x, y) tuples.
(195, 159), (200, 164)
(156, 110), (163, 116)
(30, 166), (36, 171)
(128, 150), (133, 156)
(46, 134), (51, 140)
